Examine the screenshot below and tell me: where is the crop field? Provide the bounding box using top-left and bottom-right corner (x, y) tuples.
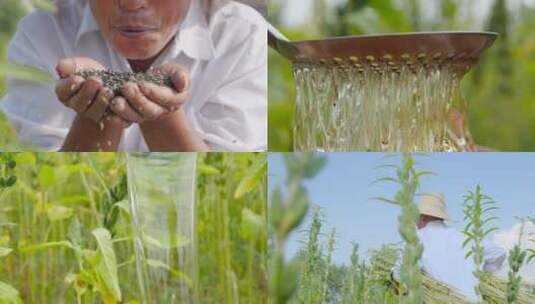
(268, 153), (535, 304)
(0, 152), (267, 304)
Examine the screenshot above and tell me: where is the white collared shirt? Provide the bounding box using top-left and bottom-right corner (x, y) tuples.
(1, 0), (267, 151)
(394, 221), (506, 302)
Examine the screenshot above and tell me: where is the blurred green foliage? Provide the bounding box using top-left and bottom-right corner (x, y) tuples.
(0, 0), (26, 151)
(269, 0), (535, 151)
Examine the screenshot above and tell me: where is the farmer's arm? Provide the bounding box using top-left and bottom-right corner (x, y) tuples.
(139, 109), (209, 151)
(482, 239), (506, 272)
(61, 116), (125, 151)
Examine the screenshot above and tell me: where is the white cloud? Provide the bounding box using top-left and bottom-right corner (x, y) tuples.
(493, 221), (535, 285)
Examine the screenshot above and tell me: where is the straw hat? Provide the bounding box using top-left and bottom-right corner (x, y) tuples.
(418, 193), (450, 220)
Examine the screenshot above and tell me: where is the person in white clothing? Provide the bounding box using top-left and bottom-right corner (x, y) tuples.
(393, 193), (506, 302)
(1, 0), (267, 151)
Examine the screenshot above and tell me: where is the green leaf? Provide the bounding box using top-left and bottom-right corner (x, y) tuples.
(92, 228), (122, 302)
(0, 247), (13, 258)
(240, 208), (265, 239)
(30, 0), (57, 12)
(146, 260), (193, 288)
(14, 152), (36, 165)
(465, 250), (473, 259)
(198, 163), (220, 175)
(68, 216), (82, 247)
(18, 241), (73, 253)
(370, 176), (400, 185)
(62, 163), (92, 174)
(38, 164), (56, 188)
(142, 234), (189, 250)
(234, 160), (266, 199)
(112, 200), (131, 216)
(303, 155), (327, 178)
(0, 62), (53, 83)
(270, 186), (284, 229)
(371, 196), (399, 205)
(46, 204), (73, 222)
(0, 281), (22, 304)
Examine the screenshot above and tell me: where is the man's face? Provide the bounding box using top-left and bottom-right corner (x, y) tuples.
(417, 216), (425, 229)
(89, 0), (191, 60)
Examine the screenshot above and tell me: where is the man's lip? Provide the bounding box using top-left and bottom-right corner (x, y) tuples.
(116, 25), (158, 32)
(115, 26), (157, 37)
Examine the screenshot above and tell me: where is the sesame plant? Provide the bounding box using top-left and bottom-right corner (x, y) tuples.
(269, 153), (327, 304)
(527, 217), (535, 264)
(506, 241), (527, 303)
(341, 243), (367, 304)
(322, 229), (336, 302)
(0, 152), (21, 304)
(374, 153), (426, 304)
(462, 184), (500, 300)
(297, 208), (325, 303)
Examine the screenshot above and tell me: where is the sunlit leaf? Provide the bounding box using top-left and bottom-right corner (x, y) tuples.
(92, 228), (122, 302)
(198, 163), (220, 175)
(240, 208), (265, 239)
(0, 281), (22, 304)
(46, 204), (73, 222)
(38, 164), (56, 188)
(0, 62), (53, 83)
(0, 247), (13, 258)
(234, 160), (266, 199)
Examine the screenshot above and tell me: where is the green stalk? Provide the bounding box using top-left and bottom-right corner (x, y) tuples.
(396, 154), (424, 304)
(298, 208), (323, 303)
(506, 220), (527, 304)
(374, 154), (425, 304)
(321, 229), (336, 302)
(462, 184), (499, 299)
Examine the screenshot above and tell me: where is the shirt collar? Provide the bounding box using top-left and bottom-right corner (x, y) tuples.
(75, 0), (215, 61)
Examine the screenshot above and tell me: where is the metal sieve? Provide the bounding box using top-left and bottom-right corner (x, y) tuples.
(269, 27), (498, 152)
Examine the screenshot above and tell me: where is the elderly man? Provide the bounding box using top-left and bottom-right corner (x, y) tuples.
(393, 193), (506, 302)
(1, 0), (266, 151)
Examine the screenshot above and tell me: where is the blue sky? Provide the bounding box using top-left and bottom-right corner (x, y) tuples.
(268, 153), (535, 272)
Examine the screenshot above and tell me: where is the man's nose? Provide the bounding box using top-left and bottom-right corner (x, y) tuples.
(118, 0), (148, 11)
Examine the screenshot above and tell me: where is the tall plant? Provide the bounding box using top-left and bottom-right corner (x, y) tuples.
(527, 217), (535, 264)
(374, 154), (426, 304)
(506, 220), (527, 304)
(462, 184), (499, 299)
(0, 153), (20, 304)
(321, 228), (336, 302)
(342, 242), (367, 304)
(269, 153), (327, 304)
(297, 209), (324, 303)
